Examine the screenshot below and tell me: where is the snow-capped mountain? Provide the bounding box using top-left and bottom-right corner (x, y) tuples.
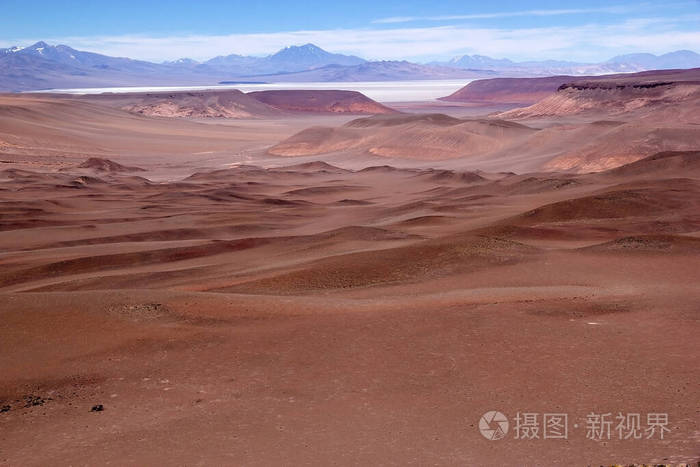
(162, 58), (200, 66)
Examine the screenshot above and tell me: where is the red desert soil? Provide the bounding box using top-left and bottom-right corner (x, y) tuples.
(1, 79), (699, 465)
(1, 143), (699, 465)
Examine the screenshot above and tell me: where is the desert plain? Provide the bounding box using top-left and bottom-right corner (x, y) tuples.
(0, 72), (699, 466)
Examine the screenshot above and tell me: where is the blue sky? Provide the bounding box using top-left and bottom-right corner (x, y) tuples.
(1, 0), (699, 62)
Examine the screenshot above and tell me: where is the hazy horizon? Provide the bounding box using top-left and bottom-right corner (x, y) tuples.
(6, 39), (700, 67)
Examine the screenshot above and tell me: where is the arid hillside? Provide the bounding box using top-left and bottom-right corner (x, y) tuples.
(0, 93), (362, 174)
(499, 68), (700, 120)
(441, 67), (700, 106)
(76, 89), (396, 119)
(439, 75), (583, 104)
(269, 113), (537, 159)
(81, 89), (286, 118)
(247, 90), (397, 114)
(266, 69), (700, 172)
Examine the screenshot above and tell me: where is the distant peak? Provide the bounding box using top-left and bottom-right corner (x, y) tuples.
(271, 43), (332, 59)
(286, 43), (321, 50)
(171, 58), (198, 64)
(30, 41), (50, 48)
(281, 43), (323, 53)
(662, 49), (699, 56)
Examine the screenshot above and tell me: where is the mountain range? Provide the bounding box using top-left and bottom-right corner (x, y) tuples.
(437, 50), (700, 75)
(1, 41), (699, 92)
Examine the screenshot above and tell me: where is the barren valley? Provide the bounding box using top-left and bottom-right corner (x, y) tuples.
(1, 69), (699, 465)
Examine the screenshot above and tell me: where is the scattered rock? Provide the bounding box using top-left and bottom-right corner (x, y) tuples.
(0, 405), (10, 413)
(23, 395), (49, 407)
(107, 302), (170, 321)
(91, 404), (104, 412)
